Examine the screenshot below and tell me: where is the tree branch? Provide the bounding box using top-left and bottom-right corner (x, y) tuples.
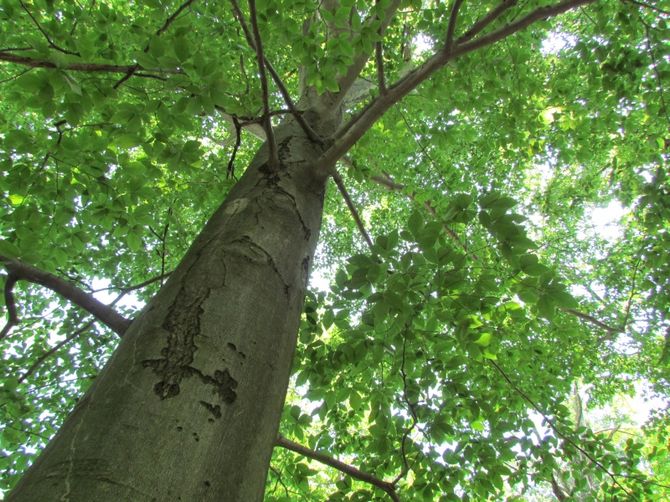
(562, 308), (623, 336)
(0, 274), (18, 340)
(228, 1), (322, 144)
(230, 0), (278, 168)
(331, 0), (402, 107)
(0, 51), (180, 76)
(488, 359), (633, 497)
(156, 0), (196, 36)
(332, 171), (374, 249)
(275, 435), (400, 501)
(456, 0), (517, 45)
(0, 255), (131, 337)
(18, 319), (96, 383)
(316, 0), (595, 174)
(445, 0), (465, 53)
(248, 0), (278, 169)
(19, 0), (80, 56)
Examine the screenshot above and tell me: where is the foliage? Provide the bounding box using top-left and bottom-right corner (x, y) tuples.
(1, 0), (669, 500)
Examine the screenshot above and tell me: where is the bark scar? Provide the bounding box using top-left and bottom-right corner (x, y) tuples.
(142, 259), (237, 405)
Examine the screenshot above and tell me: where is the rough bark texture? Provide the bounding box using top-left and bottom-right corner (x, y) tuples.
(8, 115), (335, 501)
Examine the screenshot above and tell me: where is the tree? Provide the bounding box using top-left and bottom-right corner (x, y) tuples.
(1, 0), (668, 500)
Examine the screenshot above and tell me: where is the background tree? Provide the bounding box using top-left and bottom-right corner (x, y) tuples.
(1, 0), (669, 500)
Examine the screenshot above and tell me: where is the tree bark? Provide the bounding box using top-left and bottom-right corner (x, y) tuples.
(8, 116), (334, 501)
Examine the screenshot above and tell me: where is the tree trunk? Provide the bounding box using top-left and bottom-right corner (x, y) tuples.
(8, 116), (333, 501)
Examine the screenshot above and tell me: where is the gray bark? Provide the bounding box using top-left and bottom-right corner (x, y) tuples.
(8, 116), (334, 501)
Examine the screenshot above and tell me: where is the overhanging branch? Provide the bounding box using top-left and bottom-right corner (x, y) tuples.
(0, 255), (131, 337)
(0, 51), (179, 77)
(316, 0), (595, 174)
(332, 171), (374, 249)
(276, 435), (400, 501)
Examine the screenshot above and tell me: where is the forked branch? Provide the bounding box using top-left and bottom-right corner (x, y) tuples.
(230, 0), (278, 168)
(0, 255), (131, 338)
(276, 435), (400, 501)
(317, 0), (595, 173)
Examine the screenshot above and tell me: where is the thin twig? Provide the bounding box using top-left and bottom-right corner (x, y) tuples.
(276, 435), (400, 501)
(332, 171), (374, 249)
(114, 0), (196, 88)
(393, 326), (418, 487)
(229, 0), (322, 144)
(156, 0), (196, 36)
(374, 0), (387, 94)
(624, 0), (670, 16)
(488, 359), (633, 497)
(18, 319), (96, 383)
(247, 0), (278, 169)
(19, 0), (81, 56)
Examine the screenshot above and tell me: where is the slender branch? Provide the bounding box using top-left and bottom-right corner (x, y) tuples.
(231, 0), (278, 169)
(374, 0), (387, 94)
(332, 171), (374, 249)
(115, 0), (197, 88)
(0, 255), (131, 337)
(375, 41), (387, 94)
(562, 308), (623, 335)
(19, 0), (80, 56)
(456, 0), (517, 45)
(18, 319), (96, 383)
(393, 326), (418, 486)
(0, 51), (180, 75)
(229, 0), (321, 144)
(488, 359), (633, 497)
(156, 0), (196, 36)
(227, 115), (243, 178)
(249, 0), (278, 169)
(276, 435), (400, 502)
(316, 0), (594, 173)
(368, 169), (466, 251)
(445, 0), (465, 52)
(457, 0), (595, 54)
(624, 0), (670, 16)
(93, 272), (173, 294)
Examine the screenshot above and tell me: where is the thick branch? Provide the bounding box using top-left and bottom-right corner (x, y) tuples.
(317, 0), (595, 173)
(0, 275), (18, 340)
(331, 0), (402, 107)
(0, 255), (131, 337)
(332, 171), (374, 249)
(276, 435), (400, 502)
